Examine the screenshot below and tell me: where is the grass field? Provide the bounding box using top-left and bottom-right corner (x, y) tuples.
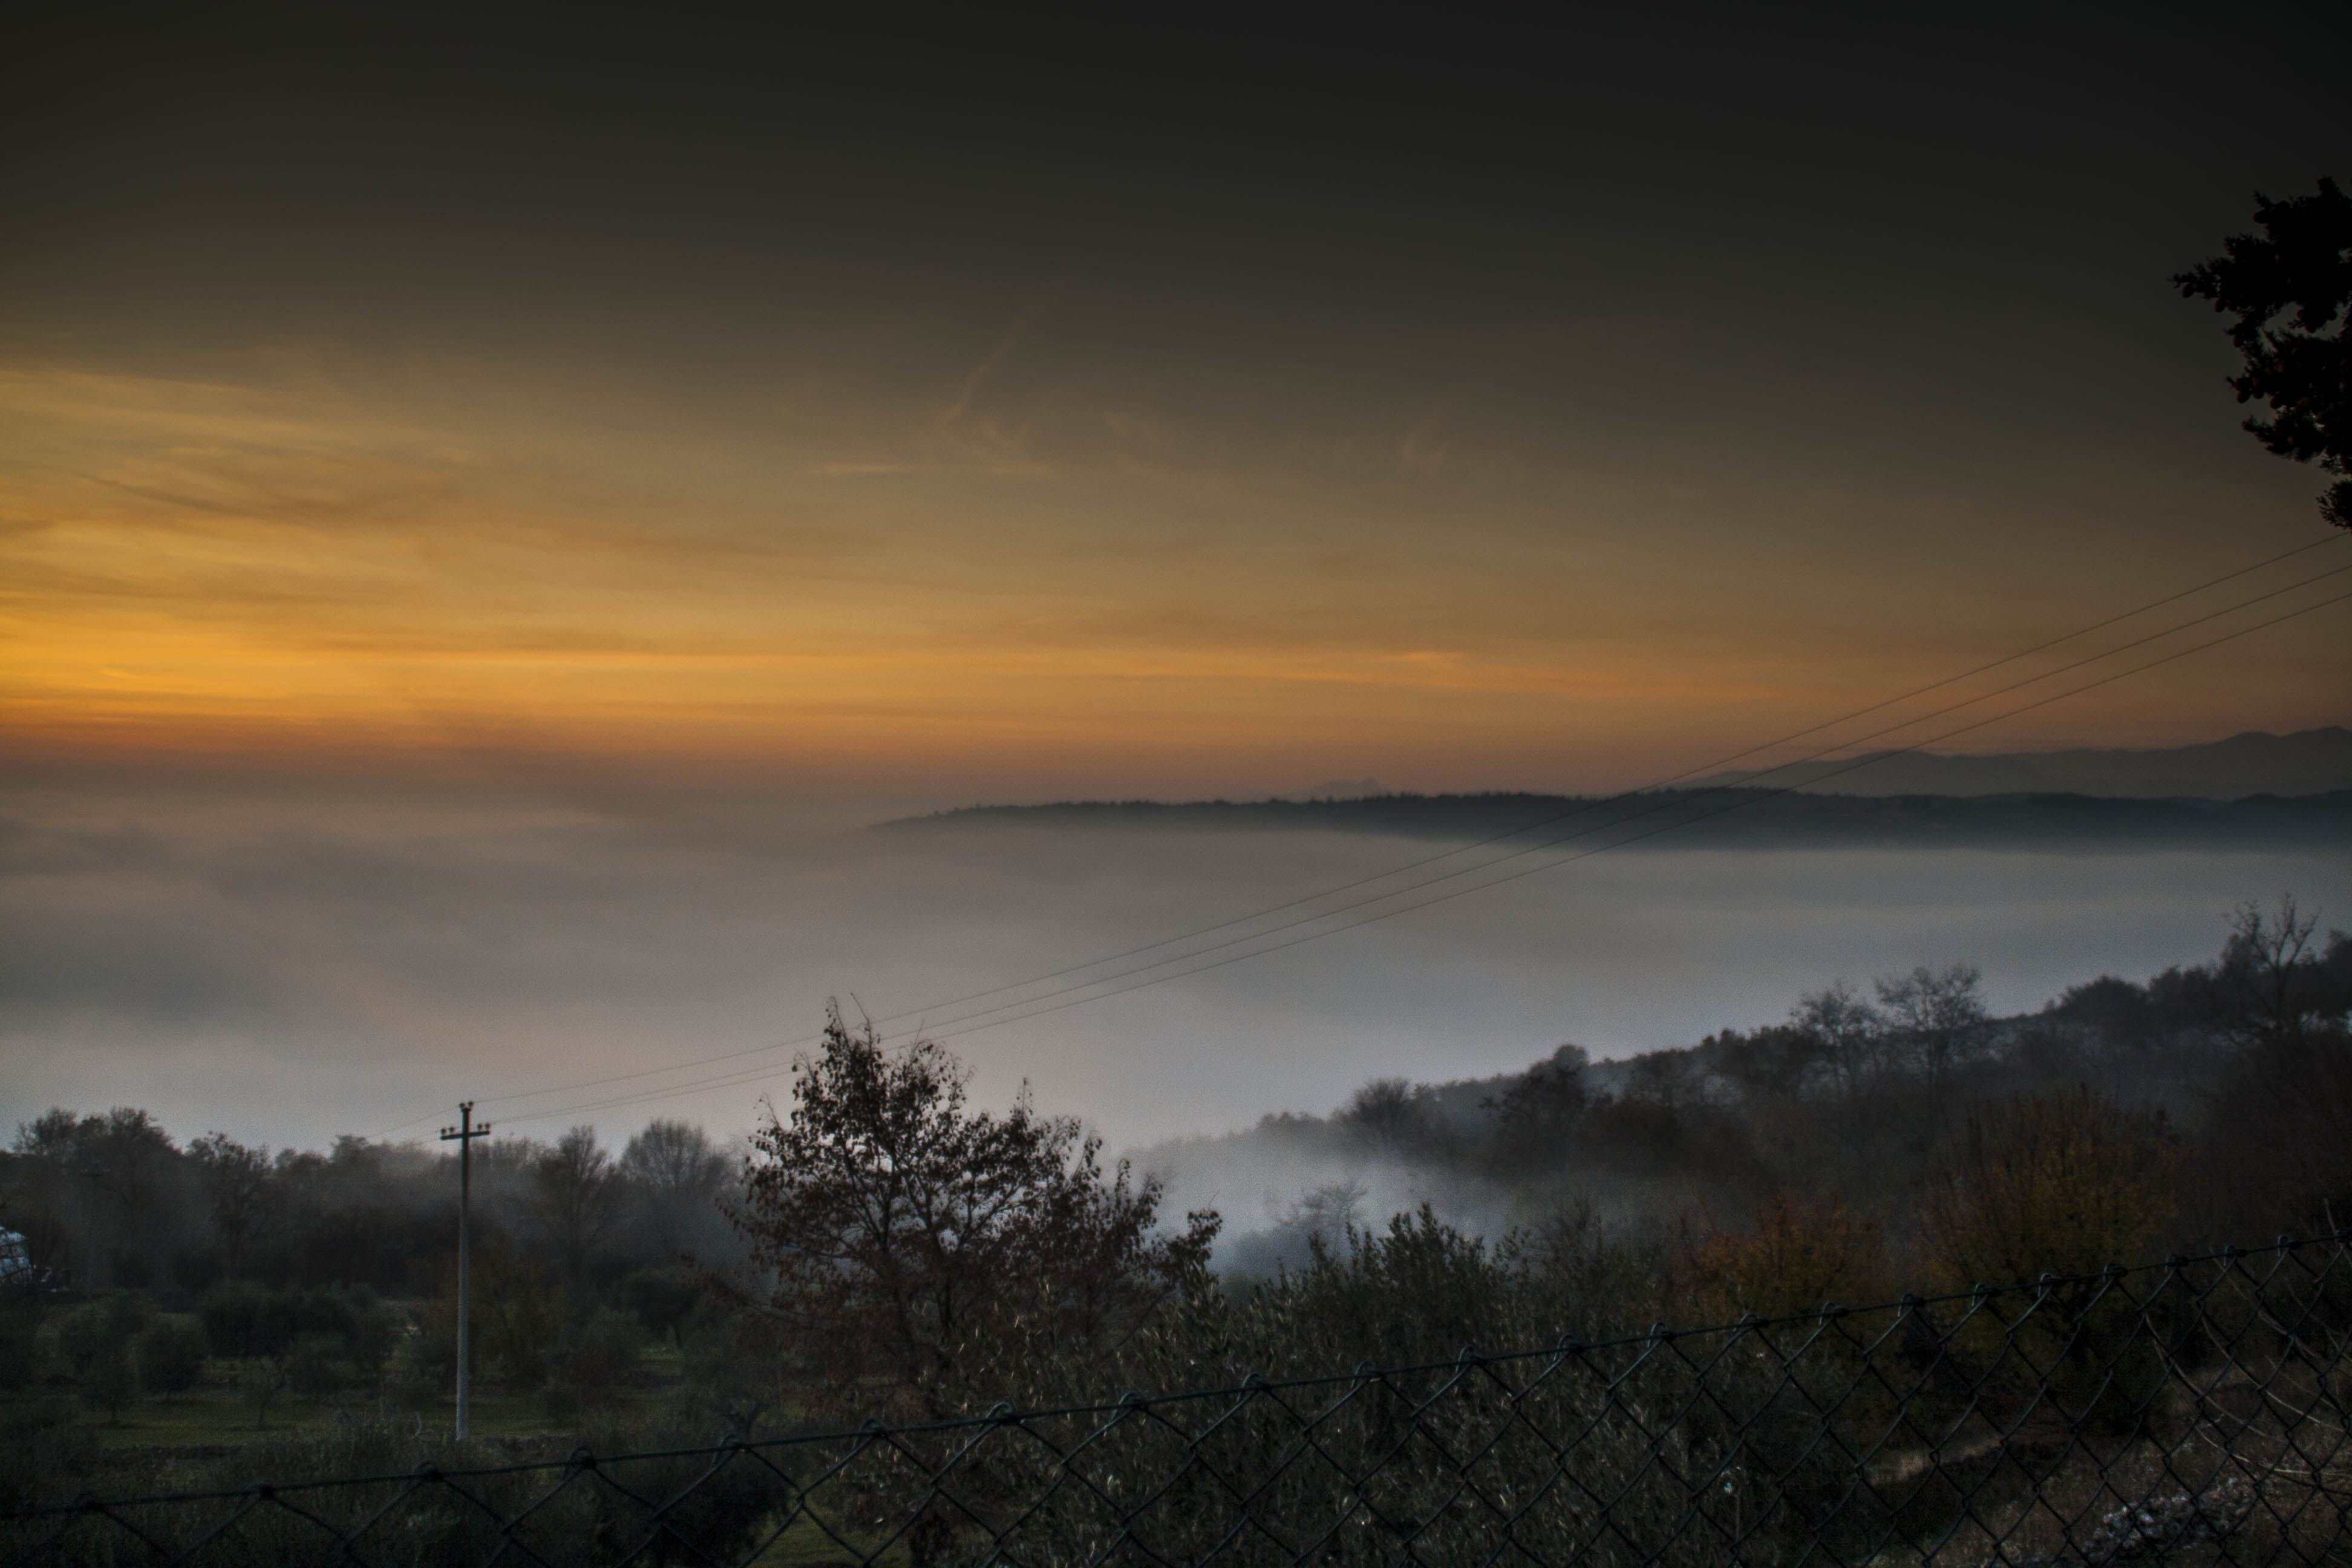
(4, 1333), (694, 1455)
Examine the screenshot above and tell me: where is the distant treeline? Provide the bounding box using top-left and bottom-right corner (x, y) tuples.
(1144, 897), (2352, 1275)
(0, 1115), (739, 1303)
(0, 1109), (746, 1416)
(884, 788), (2352, 849)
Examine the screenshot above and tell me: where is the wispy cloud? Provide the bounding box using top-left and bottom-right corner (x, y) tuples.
(944, 289), (1060, 422)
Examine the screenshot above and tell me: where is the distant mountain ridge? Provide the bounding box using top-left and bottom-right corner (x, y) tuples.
(884, 787), (2352, 851)
(1685, 727), (2352, 799)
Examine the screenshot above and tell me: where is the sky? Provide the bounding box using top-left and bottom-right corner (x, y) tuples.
(2, 5), (2350, 1151)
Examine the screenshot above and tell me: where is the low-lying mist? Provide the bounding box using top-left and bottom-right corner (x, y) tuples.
(3, 770), (2345, 1168)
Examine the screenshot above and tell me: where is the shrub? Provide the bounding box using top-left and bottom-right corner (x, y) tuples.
(470, 1246), (564, 1389)
(617, 1264), (704, 1348)
(1921, 1088), (2177, 1434)
(390, 1301), (454, 1405)
(76, 1344), (140, 1422)
(241, 1354), (289, 1429)
(328, 1284), (400, 1383)
(1921, 1087), (2175, 1289)
(136, 1317), (207, 1398)
(543, 1308), (644, 1420)
(288, 1333), (344, 1399)
(1681, 1191), (1891, 1322)
(198, 1280), (291, 1359)
(56, 1293), (151, 1381)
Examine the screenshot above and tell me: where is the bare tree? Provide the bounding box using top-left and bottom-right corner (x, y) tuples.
(188, 1133), (273, 1279)
(621, 1117), (734, 1261)
(1789, 981), (1884, 1102)
(1876, 962), (1989, 1094)
(1338, 1077), (1431, 1155)
(2218, 896), (2330, 1047)
(531, 1126), (621, 1296)
(1284, 1180), (1368, 1244)
(619, 1119), (730, 1201)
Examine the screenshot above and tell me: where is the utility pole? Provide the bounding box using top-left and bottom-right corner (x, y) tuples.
(439, 1102), (492, 1441)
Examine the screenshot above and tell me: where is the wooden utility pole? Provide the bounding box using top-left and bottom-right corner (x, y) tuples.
(439, 1102), (492, 1440)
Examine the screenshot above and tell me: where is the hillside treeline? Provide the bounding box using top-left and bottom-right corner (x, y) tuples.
(1162, 897), (2352, 1275)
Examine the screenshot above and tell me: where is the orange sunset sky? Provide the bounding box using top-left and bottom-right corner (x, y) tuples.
(5, 9), (2348, 813)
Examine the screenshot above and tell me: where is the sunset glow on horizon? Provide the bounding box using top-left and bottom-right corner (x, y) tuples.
(7, 344), (2346, 807)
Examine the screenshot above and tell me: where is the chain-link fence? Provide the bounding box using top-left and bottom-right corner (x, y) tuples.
(5, 1233), (2348, 1567)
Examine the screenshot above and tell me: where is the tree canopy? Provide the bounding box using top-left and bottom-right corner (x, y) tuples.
(2176, 176), (2352, 528)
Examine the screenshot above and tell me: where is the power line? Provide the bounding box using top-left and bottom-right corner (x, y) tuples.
(895, 557), (2352, 1037)
(377, 534), (2345, 1137)
(489, 575), (2352, 1128)
(537, 550), (2352, 1102)
(901, 580), (2352, 1048)
(847, 533), (2352, 1026)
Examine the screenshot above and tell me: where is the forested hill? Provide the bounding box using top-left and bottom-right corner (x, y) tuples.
(882, 788), (2352, 849)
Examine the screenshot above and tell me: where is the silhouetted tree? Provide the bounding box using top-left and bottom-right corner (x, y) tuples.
(2176, 177), (2352, 527)
(1337, 1076), (1431, 1155)
(1877, 962), (1988, 1094)
(2215, 896), (2345, 1047)
(731, 1003), (1218, 1422)
(136, 1318), (207, 1400)
(621, 1118), (733, 1260)
(619, 1119), (730, 1199)
(1789, 981), (1884, 1101)
(187, 1133), (272, 1279)
(1487, 1044), (1588, 1168)
(531, 1126), (621, 1298)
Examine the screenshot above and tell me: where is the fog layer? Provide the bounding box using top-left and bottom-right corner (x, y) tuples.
(4, 774), (2344, 1155)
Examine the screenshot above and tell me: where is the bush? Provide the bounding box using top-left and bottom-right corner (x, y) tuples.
(199, 1280), (396, 1370)
(1921, 1088), (2177, 1434)
(617, 1265), (704, 1348)
(136, 1317), (207, 1398)
(543, 1308), (644, 1422)
(198, 1280), (291, 1358)
(338, 1286), (401, 1383)
(288, 1333), (344, 1399)
(468, 1247), (564, 1388)
(1922, 1087), (2175, 1288)
(56, 1293), (152, 1394)
(570, 1308), (642, 1390)
(76, 1344), (139, 1422)
(241, 1354), (289, 1429)
(390, 1301), (454, 1405)
(1680, 1191), (1890, 1321)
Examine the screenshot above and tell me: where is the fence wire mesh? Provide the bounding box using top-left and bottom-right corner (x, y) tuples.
(5, 1233), (2348, 1567)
